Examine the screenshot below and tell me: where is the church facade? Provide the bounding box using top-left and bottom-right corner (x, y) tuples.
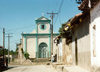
(22, 16), (59, 58)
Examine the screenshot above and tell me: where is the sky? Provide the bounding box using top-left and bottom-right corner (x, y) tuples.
(0, 0), (81, 51)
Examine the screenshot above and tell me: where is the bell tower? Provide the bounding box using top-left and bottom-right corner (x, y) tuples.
(35, 16), (51, 34)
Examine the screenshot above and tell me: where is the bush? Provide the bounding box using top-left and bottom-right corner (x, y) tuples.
(24, 52), (29, 59)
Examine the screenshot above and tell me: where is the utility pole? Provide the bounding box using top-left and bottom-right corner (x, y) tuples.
(3, 28), (5, 63)
(6, 33), (12, 63)
(47, 11), (58, 59)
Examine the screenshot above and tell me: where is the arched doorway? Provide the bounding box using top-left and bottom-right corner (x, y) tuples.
(39, 42), (48, 58)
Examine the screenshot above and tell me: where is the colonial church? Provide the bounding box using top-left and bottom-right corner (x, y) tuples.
(22, 16), (59, 58)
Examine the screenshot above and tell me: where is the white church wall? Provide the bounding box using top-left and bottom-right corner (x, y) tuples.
(38, 36), (49, 45)
(38, 22), (50, 33)
(38, 36), (50, 57)
(22, 37), (25, 52)
(27, 36), (36, 58)
(38, 36), (49, 49)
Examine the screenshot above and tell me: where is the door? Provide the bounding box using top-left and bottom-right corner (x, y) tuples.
(39, 43), (48, 58)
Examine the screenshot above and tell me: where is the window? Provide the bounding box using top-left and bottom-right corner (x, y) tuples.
(41, 25), (44, 29)
(40, 24), (46, 30)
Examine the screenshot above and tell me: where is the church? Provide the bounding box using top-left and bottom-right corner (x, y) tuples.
(22, 16), (59, 58)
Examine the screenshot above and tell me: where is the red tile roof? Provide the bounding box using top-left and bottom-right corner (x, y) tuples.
(78, 0), (100, 11)
(70, 13), (83, 24)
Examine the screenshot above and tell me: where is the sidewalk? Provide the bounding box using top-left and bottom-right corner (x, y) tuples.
(51, 62), (89, 72)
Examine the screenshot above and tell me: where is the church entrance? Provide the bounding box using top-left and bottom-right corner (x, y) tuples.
(39, 43), (48, 58)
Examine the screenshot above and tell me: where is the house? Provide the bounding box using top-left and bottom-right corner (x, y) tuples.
(22, 16), (59, 59)
(70, 12), (91, 70)
(54, 0), (99, 71)
(78, 0), (100, 71)
(54, 20), (73, 65)
(60, 0), (99, 71)
(54, 35), (63, 63)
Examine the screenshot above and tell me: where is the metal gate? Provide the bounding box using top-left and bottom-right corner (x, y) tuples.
(39, 43), (48, 58)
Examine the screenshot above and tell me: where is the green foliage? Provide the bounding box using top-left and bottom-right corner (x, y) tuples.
(9, 50), (17, 55)
(24, 52), (29, 59)
(0, 48), (8, 56)
(59, 23), (66, 37)
(59, 23), (71, 38)
(0, 48), (17, 56)
(59, 18), (72, 38)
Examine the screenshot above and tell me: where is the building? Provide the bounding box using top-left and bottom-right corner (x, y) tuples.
(78, 0), (100, 71)
(54, 20), (73, 65)
(53, 0), (99, 72)
(54, 36), (63, 63)
(22, 16), (59, 59)
(59, 0), (99, 71)
(70, 12), (91, 70)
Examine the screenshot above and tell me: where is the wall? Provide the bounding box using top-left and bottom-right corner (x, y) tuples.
(62, 38), (72, 65)
(22, 36), (25, 52)
(38, 22), (50, 33)
(38, 36), (49, 57)
(90, 2), (100, 67)
(57, 38), (63, 63)
(72, 16), (91, 70)
(27, 36), (36, 58)
(53, 36), (58, 56)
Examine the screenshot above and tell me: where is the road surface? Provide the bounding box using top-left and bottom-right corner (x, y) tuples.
(3, 65), (57, 72)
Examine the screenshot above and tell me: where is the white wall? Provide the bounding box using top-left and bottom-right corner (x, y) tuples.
(57, 39), (63, 62)
(38, 36), (49, 46)
(27, 36), (36, 58)
(90, 2), (100, 67)
(72, 16), (91, 70)
(53, 36), (58, 56)
(22, 37), (25, 51)
(38, 22), (50, 33)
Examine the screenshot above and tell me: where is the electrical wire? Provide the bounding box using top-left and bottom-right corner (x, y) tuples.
(58, 0), (64, 13)
(54, 0), (64, 25)
(7, 24), (34, 32)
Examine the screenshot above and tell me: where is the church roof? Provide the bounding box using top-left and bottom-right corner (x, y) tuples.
(35, 16), (51, 23)
(36, 16), (50, 21)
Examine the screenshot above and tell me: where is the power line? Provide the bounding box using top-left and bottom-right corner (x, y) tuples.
(54, 0), (64, 25)
(7, 25), (34, 32)
(58, 0), (64, 13)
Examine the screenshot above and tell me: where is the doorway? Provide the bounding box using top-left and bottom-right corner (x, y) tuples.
(39, 42), (48, 58)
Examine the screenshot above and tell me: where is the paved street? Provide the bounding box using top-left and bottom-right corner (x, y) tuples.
(3, 65), (57, 72)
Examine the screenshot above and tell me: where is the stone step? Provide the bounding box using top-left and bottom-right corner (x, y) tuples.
(30, 58), (50, 62)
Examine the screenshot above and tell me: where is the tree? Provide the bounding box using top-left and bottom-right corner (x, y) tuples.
(76, 0), (83, 4)
(59, 18), (72, 38)
(0, 48), (8, 56)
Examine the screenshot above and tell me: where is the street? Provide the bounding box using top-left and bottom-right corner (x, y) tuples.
(3, 65), (57, 72)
